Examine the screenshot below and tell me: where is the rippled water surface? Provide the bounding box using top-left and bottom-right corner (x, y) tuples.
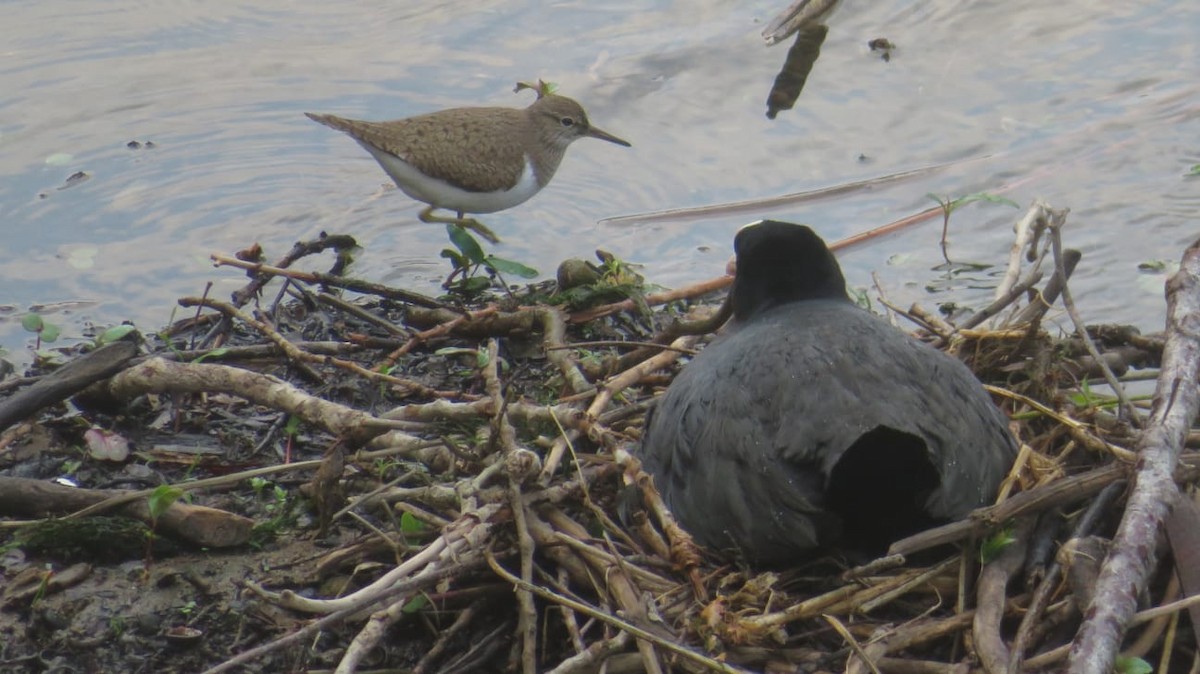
(2, 0), (1197, 361)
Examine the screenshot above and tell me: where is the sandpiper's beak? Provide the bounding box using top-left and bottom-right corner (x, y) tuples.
(586, 125), (631, 147)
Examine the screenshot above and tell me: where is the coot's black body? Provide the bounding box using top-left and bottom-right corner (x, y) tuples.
(639, 221), (1017, 564)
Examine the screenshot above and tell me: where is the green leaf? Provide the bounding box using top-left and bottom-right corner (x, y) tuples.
(980, 526), (1017, 563)
(926, 193), (952, 210)
(21, 314), (44, 332)
(1187, 164), (1200, 177)
(33, 350), (64, 365)
(446, 225), (485, 264)
(847, 287), (872, 311)
(191, 347), (230, 364)
(440, 248), (468, 269)
(98, 324), (137, 345)
(283, 416), (301, 437)
(401, 593), (428, 614)
(927, 191), (1019, 215)
(515, 80), (558, 97)
(1075, 378), (1096, 408)
(148, 485), (184, 520)
(1068, 392), (1092, 407)
(484, 256), (539, 279)
(1114, 656), (1153, 674)
(400, 511), (427, 535)
(459, 276), (492, 293)
(39, 323), (61, 343)
(955, 192), (1020, 210)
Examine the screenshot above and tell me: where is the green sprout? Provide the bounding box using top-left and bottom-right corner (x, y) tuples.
(440, 224), (538, 295)
(95, 324), (137, 346)
(927, 192), (1020, 263)
(1113, 656), (1152, 674)
(980, 524), (1017, 564)
(22, 313), (61, 351)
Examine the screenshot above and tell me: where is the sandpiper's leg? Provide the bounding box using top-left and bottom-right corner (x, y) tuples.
(417, 206), (500, 244)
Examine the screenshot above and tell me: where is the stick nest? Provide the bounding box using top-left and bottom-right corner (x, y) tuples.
(3, 207), (1198, 674)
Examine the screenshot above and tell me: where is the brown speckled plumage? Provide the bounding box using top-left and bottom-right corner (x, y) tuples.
(305, 94), (629, 195)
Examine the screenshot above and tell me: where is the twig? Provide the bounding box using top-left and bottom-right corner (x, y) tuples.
(1007, 481), (1126, 673)
(335, 579), (423, 673)
(179, 296), (447, 396)
(534, 306), (593, 396)
(213, 251), (449, 309)
(858, 557), (959, 614)
(412, 603), (482, 674)
(569, 215), (953, 325)
(178, 295), (323, 382)
(545, 630), (632, 674)
(742, 584), (861, 631)
(88, 357), (410, 446)
(485, 550), (753, 674)
(316, 291), (410, 337)
(539, 508), (668, 674)
(613, 447), (707, 596)
(163, 340), (367, 363)
(249, 504), (497, 614)
(586, 335), (701, 422)
(568, 275), (732, 324)
(960, 269), (1044, 332)
(199, 556), (485, 674)
(485, 337), (538, 674)
(825, 614), (883, 674)
(49, 459), (322, 522)
(985, 385), (1135, 461)
(1045, 218), (1139, 421)
(996, 201), (1050, 302)
(1024, 591), (1200, 670)
(547, 339), (699, 355)
(225, 234), (357, 308)
(974, 519), (1033, 674)
(1011, 248), (1082, 327)
(539, 333), (700, 481)
(597, 161), (969, 226)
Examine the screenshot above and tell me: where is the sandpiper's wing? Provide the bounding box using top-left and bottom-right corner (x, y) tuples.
(305, 109), (530, 193)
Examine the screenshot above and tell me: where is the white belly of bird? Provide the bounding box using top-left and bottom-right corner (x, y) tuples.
(364, 145), (542, 215)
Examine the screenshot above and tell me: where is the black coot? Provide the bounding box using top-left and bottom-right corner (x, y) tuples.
(639, 221), (1017, 564)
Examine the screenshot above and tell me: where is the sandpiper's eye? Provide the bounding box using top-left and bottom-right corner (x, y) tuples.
(560, 116), (575, 127)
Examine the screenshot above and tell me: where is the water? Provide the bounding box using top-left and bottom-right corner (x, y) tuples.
(2, 0), (1197, 365)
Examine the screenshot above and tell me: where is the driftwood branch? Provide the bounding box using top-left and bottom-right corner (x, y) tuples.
(0, 476), (252, 547)
(1067, 235), (1200, 673)
(0, 341), (137, 431)
(81, 357), (407, 446)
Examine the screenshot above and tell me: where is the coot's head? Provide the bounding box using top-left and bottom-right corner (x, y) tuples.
(730, 220), (851, 321)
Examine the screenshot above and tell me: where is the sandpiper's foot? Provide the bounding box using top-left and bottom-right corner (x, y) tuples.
(419, 207), (501, 244)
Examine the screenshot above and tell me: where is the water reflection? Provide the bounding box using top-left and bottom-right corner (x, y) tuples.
(766, 25), (831, 120)
(762, 0), (839, 118)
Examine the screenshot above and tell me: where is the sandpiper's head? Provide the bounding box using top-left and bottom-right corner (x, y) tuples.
(730, 220), (850, 321)
(528, 95), (631, 150)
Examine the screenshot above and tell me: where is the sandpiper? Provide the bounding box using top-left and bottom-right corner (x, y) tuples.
(306, 92), (631, 242)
